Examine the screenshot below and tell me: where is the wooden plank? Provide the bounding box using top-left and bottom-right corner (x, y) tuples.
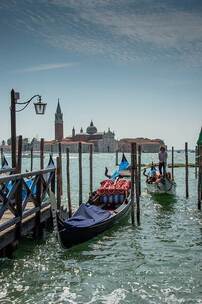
(0, 205), (51, 250)
(0, 167), (55, 183)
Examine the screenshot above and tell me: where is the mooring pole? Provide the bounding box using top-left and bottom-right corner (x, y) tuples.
(51, 144), (53, 156)
(185, 142), (189, 198)
(197, 128), (202, 210)
(58, 142), (63, 195)
(66, 148), (72, 217)
(78, 142), (82, 206)
(17, 135), (22, 173)
(198, 145), (202, 210)
(56, 156), (61, 210)
(0, 147), (3, 167)
(89, 144), (93, 195)
(10, 89), (17, 169)
(195, 145), (198, 179)
(40, 138), (44, 170)
(30, 146), (33, 171)
(131, 143), (135, 225)
(135, 143), (140, 225)
(171, 146), (174, 180)
(138, 145), (141, 196)
(115, 150), (119, 166)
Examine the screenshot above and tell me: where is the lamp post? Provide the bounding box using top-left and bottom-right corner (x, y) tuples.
(10, 88), (47, 169)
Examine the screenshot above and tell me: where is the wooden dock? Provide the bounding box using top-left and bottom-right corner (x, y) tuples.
(0, 165), (55, 257)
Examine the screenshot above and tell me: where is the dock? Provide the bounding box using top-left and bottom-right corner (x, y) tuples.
(0, 164), (55, 257)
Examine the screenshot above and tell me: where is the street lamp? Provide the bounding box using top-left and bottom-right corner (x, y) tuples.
(10, 89), (47, 168)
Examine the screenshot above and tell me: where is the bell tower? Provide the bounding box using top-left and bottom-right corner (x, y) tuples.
(55, 99), (64, 141)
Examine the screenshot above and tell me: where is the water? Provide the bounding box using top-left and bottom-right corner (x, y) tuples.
(0, 152), (202, 304)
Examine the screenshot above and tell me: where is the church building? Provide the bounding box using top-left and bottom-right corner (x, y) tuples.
(45, 101), (118, 153)
(69, 120), (117, 152)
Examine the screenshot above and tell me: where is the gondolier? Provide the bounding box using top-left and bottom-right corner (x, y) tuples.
(158, 146), (168, 175)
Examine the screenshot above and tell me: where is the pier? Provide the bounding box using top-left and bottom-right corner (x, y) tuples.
(0, 158), (55, 257)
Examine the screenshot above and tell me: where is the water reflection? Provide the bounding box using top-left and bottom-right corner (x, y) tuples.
(151, 193), (177, 212)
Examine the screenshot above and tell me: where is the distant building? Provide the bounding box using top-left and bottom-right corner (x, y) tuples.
(68, 121), (118, 152)
(118, 138), (165, 153)
(46, 102), (118, 153)
(43, 102), (166, 153)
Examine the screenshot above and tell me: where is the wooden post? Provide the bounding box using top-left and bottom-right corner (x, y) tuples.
(195, 145), (198, 179)
(51, 144), (53, 156)
(58, 142), (63, 195)
(40, 138), (44, 170)
(56, 156), (61, 210)
(34, 172), (42, 238)
(15, 176), (23, 240)
(89, 144), (93, 195)
(30, 146), (33, 171)
(138, 145), (141, 196)
(115, 150), (119, 166)
(198, 145), (202, 210)
(171, 146), (174, 180)
(135, 144), (140, 225)
(0, 147), (3, 167)
(10, 89), (17, 169)
(78, 142), (82, 206)
(185, 142), (189, 198)
(66, 148), (72, 217)
(17, 135), (22, 173)
(131, 143), (135, 225)
(51, 167), (56, 194)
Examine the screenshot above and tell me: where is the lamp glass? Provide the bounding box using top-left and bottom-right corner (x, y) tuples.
(34, 102), (47, 115)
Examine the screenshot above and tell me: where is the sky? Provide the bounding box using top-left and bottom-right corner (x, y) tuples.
(0, 0), (202, 149)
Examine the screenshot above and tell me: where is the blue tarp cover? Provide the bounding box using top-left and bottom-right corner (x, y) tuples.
(64, 203), (111, 229)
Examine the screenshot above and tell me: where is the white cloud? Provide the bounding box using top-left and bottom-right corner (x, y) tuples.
(14, 62), (78, 73)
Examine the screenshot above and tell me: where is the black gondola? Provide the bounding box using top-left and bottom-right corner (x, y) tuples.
(57, 179), (131, 249)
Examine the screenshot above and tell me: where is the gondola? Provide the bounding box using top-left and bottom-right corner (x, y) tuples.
(144, 166), (176, 195)
(56, 177), (131, 249)
(146, 177), (176, 195)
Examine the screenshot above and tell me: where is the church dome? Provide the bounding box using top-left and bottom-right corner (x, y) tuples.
(86, 120), (97, 135)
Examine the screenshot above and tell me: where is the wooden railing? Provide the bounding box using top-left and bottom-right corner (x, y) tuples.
(0, 167), (16, 175)
(0, 167), (55, 235)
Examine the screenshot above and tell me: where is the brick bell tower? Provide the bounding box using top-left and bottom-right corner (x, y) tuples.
(55, 99), (64, 141)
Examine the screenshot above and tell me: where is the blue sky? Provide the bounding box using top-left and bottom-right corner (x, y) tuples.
(0, 0), (202, 148)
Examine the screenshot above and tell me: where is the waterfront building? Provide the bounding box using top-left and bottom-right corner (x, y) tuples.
(118, 138), (165, 153)
(47, 102), (118, 153)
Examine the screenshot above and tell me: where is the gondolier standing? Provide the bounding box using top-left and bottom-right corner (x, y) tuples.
(158, 146), (168, 175)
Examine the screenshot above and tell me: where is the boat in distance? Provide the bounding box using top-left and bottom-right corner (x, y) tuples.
(146, 177), (176, 195)
(143, 165), (176, 195)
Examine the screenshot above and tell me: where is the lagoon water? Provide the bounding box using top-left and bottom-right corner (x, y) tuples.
(0, 152), (202, 304)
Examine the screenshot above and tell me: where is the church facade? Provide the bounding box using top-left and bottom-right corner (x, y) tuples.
(69, 121), (117, 152)
(45, 101), (118, 153)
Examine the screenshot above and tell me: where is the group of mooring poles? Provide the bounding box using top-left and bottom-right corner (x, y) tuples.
(41, 138), (202, 225)
(171, 143), (201, 209)
(55, 141), (141, 225)
(55, 142), (94, 218)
